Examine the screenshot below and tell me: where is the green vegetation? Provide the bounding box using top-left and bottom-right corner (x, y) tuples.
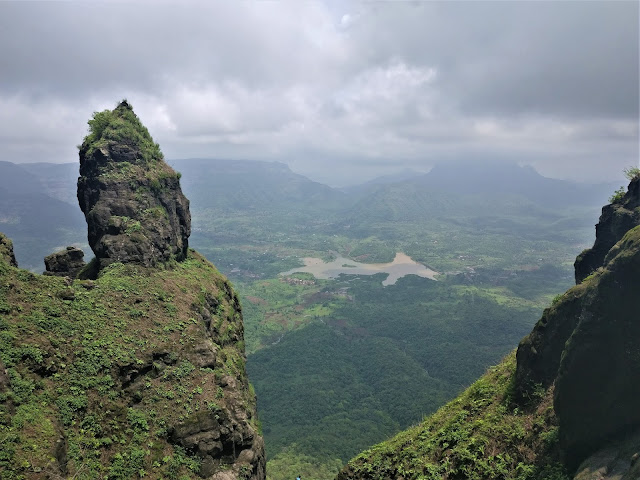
(609, 166), (639, 203)
(609, 186), (626, 203)
(247, 274), (547, 475)
(341, 352), (570, 480)
(0, 251), (256, 479)
(624, 166), (640, 180)
(173, 161), (602, 478)
(81, 100), (163, 166)
(3, 158), (612, 479)
(79, 101), (181, 187)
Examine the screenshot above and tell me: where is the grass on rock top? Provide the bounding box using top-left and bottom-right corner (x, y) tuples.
(80, 101), (181, 184)
(0, 251), (255, 479)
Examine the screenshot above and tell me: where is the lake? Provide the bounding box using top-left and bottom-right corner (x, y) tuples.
(279, 252), (438, 286)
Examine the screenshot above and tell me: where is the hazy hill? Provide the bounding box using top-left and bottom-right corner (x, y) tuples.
(341, 162), (615, 224)
(416, 161), (615, 207)
(171, 158), (345, 212)
(0, 161), (85, 271)
(20, 162), (80, 205)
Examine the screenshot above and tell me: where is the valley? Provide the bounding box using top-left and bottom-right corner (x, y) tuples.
(0, 158), (618, 479)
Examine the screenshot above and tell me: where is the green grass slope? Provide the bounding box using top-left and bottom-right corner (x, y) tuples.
(0, 250), (259, 479)
(337, 352), (569, 480)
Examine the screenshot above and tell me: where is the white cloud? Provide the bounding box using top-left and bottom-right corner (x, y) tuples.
(0, 1), (636, 184)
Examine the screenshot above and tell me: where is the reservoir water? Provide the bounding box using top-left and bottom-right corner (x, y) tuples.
(279, 252), (438, 286)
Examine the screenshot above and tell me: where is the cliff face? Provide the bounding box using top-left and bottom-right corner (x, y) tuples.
(515, 175), (640, 468)
(77, 100), (191, 272)
(0, 102), (264, 480)
(574, 177), (640, 283)
(554, 226), (640, 469)
(338, 176), (640, 480)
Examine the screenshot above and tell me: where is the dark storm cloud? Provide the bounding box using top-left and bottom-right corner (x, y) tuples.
(0, 1), (637, 184)
(343, 1), (639, 118)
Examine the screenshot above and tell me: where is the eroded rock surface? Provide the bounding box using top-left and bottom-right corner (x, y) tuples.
(77, 100), (190, 271)
(573, 432), (640, 480)
(554, 226), (640, 469)
(0, 232), (17, 267)
(44, 246), (86, 278)
(574, 176), (640, 283)
(515, 177), (640, 470)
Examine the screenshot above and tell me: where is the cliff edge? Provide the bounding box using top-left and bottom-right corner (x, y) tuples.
(516, 174), (640, 471)
(0, 102), (265, 480)
(338, 175), (640, 480)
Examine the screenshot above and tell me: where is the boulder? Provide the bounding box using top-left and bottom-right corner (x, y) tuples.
(43, 246), (85, 278)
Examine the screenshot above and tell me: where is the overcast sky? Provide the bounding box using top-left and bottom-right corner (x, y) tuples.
(1, 1), (638, 186)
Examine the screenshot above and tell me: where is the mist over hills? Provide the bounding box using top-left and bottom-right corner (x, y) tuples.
(171, 159), (344, 212)
(1, 157), (615, 271)
(0, 161), (85, 271)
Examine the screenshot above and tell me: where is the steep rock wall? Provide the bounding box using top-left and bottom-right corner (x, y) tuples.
(77, 101), (191, 271)
(515, 176), (640, 470)
(0, 102), (264, 480)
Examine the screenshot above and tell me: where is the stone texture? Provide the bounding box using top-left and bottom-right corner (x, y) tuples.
(514, 284), (586, 398)
(554, 226), (640, 469)
(169, 407), (265, 480)
(573, 432), (640, 480)
(514, 179), (640, 470)
(574, 176), (640, 284)
(0, 232), (18, 267)
(77, 100), (190, 272)
(43, 246), (86, 278)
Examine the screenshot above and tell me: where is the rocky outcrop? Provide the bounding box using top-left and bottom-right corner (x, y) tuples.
(0, 102), (263, 480)
(554, 225), (640, 468)
(574, 176), (640, 283)
(0, 232), (18, 267)
(515, 178), (640, 470)
(573, 432), (640, 480)
(43, 246), (85, 278)
(514, 284), (585, 397)
(169, 408), (265, 479)
(77, 100), (190, 272)
(515, 177), (640, 397)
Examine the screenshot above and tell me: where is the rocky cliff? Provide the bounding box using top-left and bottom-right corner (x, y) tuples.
(516, 174), (640, 472)
(77, 100), (191, 272)
(338, 175), (640, 480)
(0, 102), (264, 480)
(574, 176), (640, 283)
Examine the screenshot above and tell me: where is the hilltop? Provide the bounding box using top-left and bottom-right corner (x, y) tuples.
(0, 101), (265, 480)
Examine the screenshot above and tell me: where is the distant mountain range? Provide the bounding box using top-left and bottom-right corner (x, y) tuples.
(0, 158), (619, 270)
